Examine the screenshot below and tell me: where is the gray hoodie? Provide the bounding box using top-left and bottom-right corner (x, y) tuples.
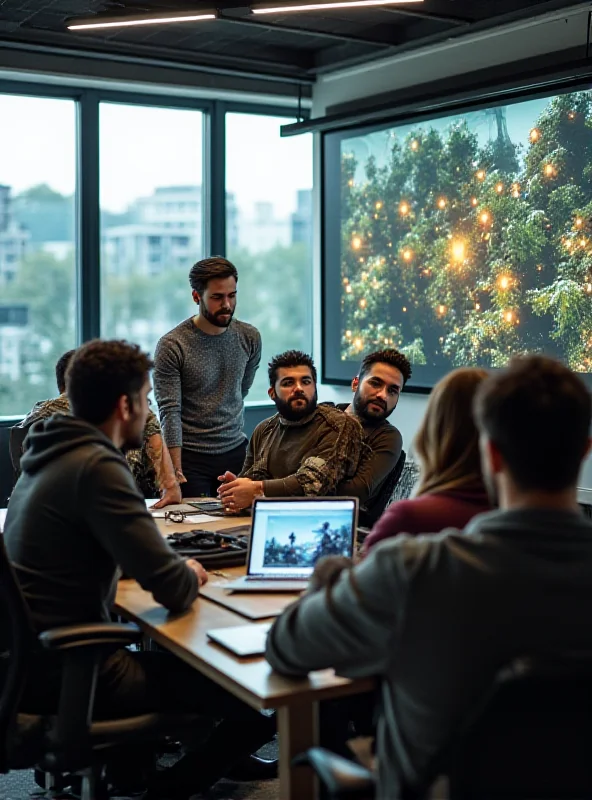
(266, 508), (592, 799)
(4, 414), (198, 633)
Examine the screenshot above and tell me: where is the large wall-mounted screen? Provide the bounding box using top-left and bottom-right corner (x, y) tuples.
(323, 86), (592, 390)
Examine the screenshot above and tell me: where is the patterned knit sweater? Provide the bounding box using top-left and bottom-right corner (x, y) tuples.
(240, 403), (366, 497)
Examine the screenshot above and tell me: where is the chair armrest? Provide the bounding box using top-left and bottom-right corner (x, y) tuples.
(39, 622), (142, 651)
(293, 747), (375, 799)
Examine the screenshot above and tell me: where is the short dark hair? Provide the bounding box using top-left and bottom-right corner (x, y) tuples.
(268, 350), (317, 387)
(66, 339), (153, 425)
(188, 256), (238, 296)
(56, 349), (76, 394)
(474, 355), (591, 491)
(359, 349), (412, 387)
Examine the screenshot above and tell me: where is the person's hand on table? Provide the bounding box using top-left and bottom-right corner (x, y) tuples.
(218, 478), (263, 512)
(217, 471), (237, 485)
(308, 555), (353, 593)
(186, 559), (208, 587)
(152, 481), (182, 509)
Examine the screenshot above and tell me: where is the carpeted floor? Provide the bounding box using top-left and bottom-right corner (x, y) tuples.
(0, 741), (280, 800)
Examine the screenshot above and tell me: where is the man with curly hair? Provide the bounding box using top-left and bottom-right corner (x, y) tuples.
(18, 349), (181, 507)
(5, 339), (275, 797)
(218, 350), (364, 511)
(337, 349), (412, 526)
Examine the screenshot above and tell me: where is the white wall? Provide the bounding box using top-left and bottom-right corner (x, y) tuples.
(312, 1), (592, 486)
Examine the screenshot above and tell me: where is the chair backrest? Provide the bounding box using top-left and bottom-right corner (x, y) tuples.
(0, 535), (35, 772)
(390, 459), (420, 504)
(364, 450), (406, 526)
(407, 657), (592, 800)
(8, 425), (29, 482)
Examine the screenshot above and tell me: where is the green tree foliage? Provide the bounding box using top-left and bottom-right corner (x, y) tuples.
(0, 250), (75, 415)
(341, 92), (592, 373)
(228, 243), (312, 401)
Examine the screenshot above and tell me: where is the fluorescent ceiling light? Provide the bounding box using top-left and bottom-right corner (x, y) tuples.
(253, 0), (423, 13)
(67, 10), (217, 31)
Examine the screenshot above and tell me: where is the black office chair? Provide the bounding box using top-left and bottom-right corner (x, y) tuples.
(8, 424), (28, 483)
(361, 450), (407, 529)
(0, 536), (201, 799)
(295, 656), (592, 800)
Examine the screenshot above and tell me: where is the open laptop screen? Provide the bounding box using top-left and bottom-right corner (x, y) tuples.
(248, 498), (358, 578)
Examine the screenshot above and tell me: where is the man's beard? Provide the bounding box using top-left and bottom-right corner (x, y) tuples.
(274, 390), (318, 422)
(353, 390), (392, 424)
(201, 302), (234, 328)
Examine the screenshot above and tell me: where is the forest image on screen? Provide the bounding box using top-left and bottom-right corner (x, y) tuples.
(339, 90), (592, 374)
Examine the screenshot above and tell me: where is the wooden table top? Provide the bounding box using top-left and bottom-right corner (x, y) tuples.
(115, 510), (374, 711)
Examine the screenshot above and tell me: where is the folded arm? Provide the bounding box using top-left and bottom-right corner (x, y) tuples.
(338, 427), (402, 505)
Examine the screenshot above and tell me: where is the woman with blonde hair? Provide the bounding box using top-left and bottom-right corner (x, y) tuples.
(364, 367), (491, 553)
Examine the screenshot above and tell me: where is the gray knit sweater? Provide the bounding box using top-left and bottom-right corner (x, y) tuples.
(153, 317), (261, 454)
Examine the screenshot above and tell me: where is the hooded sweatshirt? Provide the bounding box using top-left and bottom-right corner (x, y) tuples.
(4, 415), (198, 634)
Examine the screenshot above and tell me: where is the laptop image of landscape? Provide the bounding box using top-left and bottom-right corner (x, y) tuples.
(224, 496), (358, 593)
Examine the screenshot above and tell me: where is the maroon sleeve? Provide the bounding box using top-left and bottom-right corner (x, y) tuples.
(363, 499), (416, 555)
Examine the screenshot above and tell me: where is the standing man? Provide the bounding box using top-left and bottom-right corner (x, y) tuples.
(337, 349), (411, 526)
(154, 257), (261, 497)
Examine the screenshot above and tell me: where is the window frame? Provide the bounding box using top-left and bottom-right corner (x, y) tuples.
(0, 77), (309, 419)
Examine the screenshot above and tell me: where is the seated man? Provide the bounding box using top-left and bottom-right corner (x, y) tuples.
(337, 348), (411, 526)
(5, 339), (275, 798)
(218, 350), (364, 511)
(266, 355), (592, 800)
(19, 348), (180, 508)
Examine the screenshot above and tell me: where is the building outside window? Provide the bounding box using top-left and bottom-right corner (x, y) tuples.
(0, 94), (77, 417)
(226, 113), (313, 403)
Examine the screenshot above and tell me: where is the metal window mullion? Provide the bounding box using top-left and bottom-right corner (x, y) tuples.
(206, 100), (227, 256)
(77, 90), (101, 343)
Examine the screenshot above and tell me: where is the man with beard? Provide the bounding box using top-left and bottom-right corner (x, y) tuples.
(4, 339), (275, 797)
(266, 355), (592, 800)
(217, 350), (364, 511)
(18, 349), (181, 508)
(154, 257), (261, 497)
(337, 349), (411, 526)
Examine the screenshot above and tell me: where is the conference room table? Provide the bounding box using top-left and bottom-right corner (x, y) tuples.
(114, 506), (374, 800)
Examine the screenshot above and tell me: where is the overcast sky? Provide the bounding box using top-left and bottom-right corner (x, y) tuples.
(0, 94), (312, 216)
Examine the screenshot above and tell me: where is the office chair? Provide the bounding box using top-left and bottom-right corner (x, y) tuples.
(8, 424), (28, 482)
(295, 655), (592, 800)
(0, 536), (201, 799)
(363, 449), (406, 528)
(390, 458), (420, 503)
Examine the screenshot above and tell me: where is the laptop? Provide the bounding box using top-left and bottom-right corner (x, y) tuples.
(224, 496), (358, 593)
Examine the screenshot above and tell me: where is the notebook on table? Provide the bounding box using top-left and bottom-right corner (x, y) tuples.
(224, 496), (358, 593)
(207, 622), (272, 657)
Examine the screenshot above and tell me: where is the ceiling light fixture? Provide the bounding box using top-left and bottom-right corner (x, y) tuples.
(252, 0), (423, 14)
(67, 10), (217, 31)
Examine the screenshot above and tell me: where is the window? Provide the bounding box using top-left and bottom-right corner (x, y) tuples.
(226, 113), (313, 403)
(100, 103), (205, 356)
(0, 94), (77, 417)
